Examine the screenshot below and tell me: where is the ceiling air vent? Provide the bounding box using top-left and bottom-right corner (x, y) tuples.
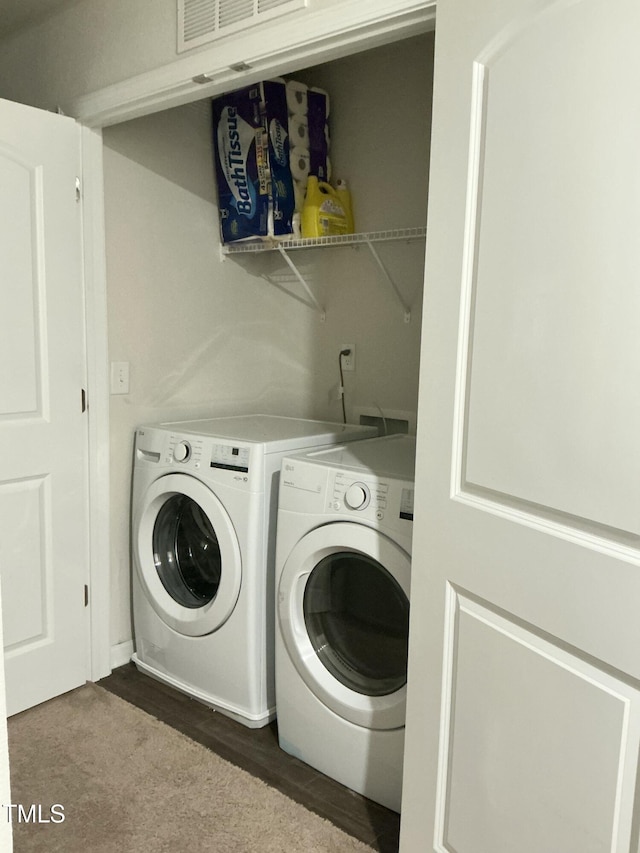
(178, 0), (308, 53)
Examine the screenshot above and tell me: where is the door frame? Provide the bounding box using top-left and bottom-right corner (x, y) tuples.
(81, 126), (111, 681)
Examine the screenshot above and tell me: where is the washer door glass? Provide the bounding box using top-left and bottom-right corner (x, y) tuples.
(304, 552), (409, 696)
(153, 494), (222, 608)
(135, 473), (242, 637)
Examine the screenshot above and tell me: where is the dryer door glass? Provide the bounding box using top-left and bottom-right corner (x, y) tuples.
(303, 552), (409, 696)
(153, 494), (222, 608)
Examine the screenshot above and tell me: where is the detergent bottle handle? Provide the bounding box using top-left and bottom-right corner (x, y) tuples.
(317, 181), (337, 197)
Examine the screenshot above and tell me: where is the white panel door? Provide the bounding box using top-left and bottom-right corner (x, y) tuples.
(402, 1), (640, 851)
(0, 98), (88, 716)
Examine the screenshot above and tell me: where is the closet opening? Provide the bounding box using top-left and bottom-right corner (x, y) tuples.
(102, 32), (435, 648)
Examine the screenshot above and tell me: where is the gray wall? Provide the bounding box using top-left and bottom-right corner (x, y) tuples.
(0, 0), (178, 109)
(0, 0), (416, 115)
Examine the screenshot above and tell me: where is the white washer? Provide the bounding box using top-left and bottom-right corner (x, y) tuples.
(131, 414), (377, 729)
(275, 434), (415, 811)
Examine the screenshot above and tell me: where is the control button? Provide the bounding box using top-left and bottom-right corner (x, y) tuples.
(173, 441), (191, 463)
(344, 482), (370, 510)
(332, 501), (341, 511)
(376, 510), (385, 520)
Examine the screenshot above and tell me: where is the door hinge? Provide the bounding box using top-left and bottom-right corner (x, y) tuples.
(81, 388), (87, 412)
(75, 177), (81, 202)
(84, 585), (89, 607)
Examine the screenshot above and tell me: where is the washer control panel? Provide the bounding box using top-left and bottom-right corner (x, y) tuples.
(165, 436), (250, 473)
(209, 442), (250, 473)
(173, 440), (191, 462)
(136, 429), (253, 483)
(166, 434), (204, 467)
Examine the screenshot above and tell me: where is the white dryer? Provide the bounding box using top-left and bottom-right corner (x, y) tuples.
(131, 414), (376, 728)
(274, 434), (415, 811)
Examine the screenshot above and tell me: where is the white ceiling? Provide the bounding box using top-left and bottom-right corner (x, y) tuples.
(0, 0), (78, 39)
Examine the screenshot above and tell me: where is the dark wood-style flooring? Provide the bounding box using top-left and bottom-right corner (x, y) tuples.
(99, 664), (400, 852)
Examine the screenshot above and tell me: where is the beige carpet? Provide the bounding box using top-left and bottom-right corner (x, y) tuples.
(7, 683), (374, 852)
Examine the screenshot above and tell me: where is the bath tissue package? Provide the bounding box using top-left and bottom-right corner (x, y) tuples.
(212, 80), (295, 244)
(212, 79), (331, 243)
(262, 79), (296, 238)
(307, 88), (330, 183)
(286, 81), (331, 220)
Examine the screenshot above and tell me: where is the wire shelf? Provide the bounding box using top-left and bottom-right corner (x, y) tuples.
(221, 226), (426, 254)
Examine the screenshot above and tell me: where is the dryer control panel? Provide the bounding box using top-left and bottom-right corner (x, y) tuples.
(330, 471), (414, 524)
(279, 458), (414, 528)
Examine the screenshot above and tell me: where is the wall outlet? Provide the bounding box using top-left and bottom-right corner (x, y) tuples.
(340, 344), (356, 372)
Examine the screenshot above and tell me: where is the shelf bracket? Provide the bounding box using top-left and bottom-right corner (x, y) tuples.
(276, 244), (326, 321)
(364, 238), (411, 323)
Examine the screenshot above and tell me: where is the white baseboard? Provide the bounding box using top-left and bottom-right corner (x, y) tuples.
(110, 639), (134, 670)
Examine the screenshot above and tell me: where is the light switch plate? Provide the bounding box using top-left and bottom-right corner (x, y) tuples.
(110, 361), (130, 395)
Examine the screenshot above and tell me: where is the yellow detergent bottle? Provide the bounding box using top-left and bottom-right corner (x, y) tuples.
(301, 176), (348, 238)
(335, 178), (355, 234)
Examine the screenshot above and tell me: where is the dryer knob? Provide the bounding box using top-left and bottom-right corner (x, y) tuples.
(344, 482), (369, 510)
(174, 441), (191, 462)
